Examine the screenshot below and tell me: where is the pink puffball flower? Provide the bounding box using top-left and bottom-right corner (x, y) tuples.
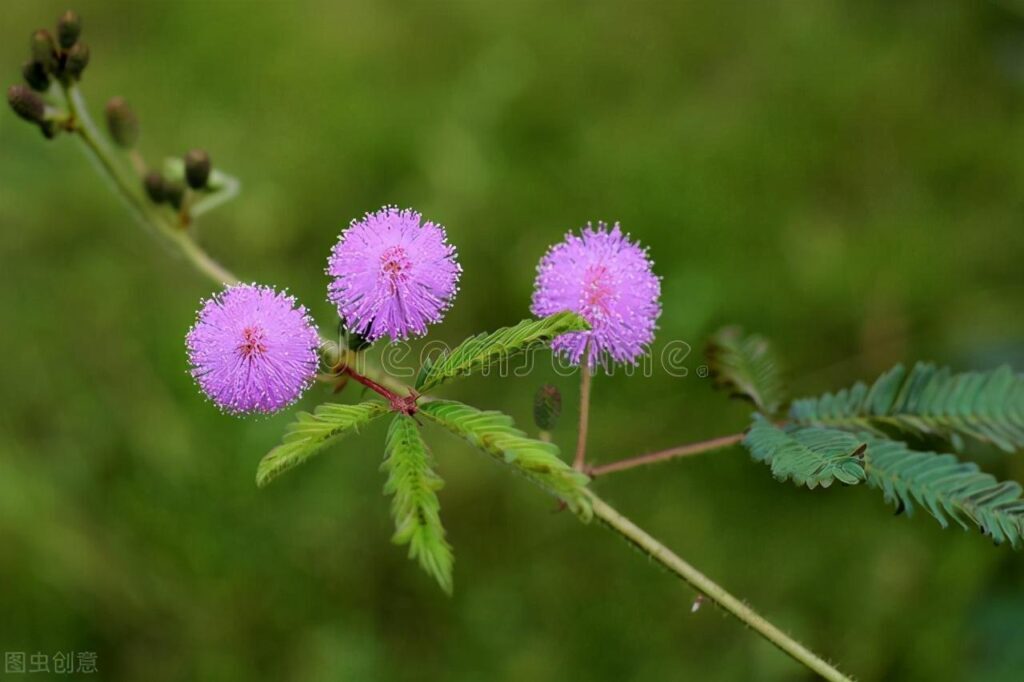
(186, 283), (321, 414)
(327, 207), (461, 342)
(531, 222), (661, 370)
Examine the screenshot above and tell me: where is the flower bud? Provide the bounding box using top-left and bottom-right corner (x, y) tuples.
(22, 61), (50, 92)
(30, 29), (58, 73)
(184, 149), (211, 189)
(104, 96), (138, 148)
(143, 171), (167, 203)
(64, 42), (90, 80)
(57, 10), (82, 49)
(533, 384), (562, 431)
(7, 84), (46, 124)
(164, 180), (186, 210)
(40, 119), (59, 140)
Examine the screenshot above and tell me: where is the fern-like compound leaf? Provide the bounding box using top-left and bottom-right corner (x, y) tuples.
(383, 414), (454, 593)
(256, 400), (389, 487)
(790, 363), (1024, 453)
(863, 436), (1024, 547)
(705, 326), (786, 416)
(415, 312), (589, 392)
(419, 400), (592, 520)
(743, 416), (867, 489)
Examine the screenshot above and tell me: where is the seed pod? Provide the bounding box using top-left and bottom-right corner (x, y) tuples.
(7, 84), (46, 124)
(64, 42), (90, 80)
(30, 29), (58, 73)
(104, 96), (139, 148)
(184, 149), (211, 189)
(533, 384), (562, 431)
(143, 171), (167, 203)
(22, 61), (50, 92)
(57, 10), (82, 49)
(164, 180), (186, 210)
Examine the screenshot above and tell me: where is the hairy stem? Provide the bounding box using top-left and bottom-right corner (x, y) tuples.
(588, 491), (851, 682)
(60, 81), (850, 680)
(588, 432), (745, 477)
(574, 366), (592, 470)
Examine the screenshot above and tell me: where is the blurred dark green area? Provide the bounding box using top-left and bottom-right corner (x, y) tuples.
(3, 1), (1024, 679)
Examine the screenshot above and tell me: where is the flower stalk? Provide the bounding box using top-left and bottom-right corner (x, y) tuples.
(49, 69), (850, 682)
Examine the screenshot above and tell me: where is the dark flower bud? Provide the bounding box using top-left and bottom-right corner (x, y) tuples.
(143, 171), (167, 203)
(104, 96), (138, 148)
(164, 180), (186, 210)
(64, 42), (90, 80)
(40, 119), (59, 140)
(30, 29), (58, 73)
(22, 61), (50, 92)
(7, 84), (46, 124)
(57, 10), (82, 49)
(533, 384), (562, 431)
(338, 321), (372, 351)
(184, 149), (211, 189)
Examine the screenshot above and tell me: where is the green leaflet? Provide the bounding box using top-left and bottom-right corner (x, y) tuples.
(419, 400), (592, 520)
(863, 436), (1024, 547)
(743, 416), (867, 489)
(415, 312), (589, 392)
(705, 327), (786, 416)
(383, 414), (454, 594)
(789, 363), (1024, 453)
(256, 400), (388, 487)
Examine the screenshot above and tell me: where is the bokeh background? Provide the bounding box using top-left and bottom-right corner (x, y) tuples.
(3, 1), (1024, 680)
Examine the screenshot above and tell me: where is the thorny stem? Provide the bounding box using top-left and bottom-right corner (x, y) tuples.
(587, 432), (746, 478)
(574, 365), (593, 470)
(588, 492), (852, 682)
(61, 81), (850, 681)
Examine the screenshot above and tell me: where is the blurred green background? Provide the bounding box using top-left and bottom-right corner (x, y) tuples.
(3, 1), (1024, 680)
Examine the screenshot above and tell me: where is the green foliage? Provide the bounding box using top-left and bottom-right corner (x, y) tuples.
(743, 416), (867, 489)
(415, 312), (589, 392)
(256, 401), (388, 487)
(863, 436), (1024, 547)
(383, 414), (454, 593)
(706, 326), (786, 416)
(790, 363), (1024, 453)
(419, 400), (592, 520)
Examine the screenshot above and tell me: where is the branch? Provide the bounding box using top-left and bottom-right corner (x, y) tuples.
(58, 80), (849, 681)
(588, 491), (851, 682)
(587, 432), (745, 478)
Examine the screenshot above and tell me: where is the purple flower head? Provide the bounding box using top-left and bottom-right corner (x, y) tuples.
(327, 207), (461, 342)
(531, 222), (661, 370)
(186, 284), (321, 414)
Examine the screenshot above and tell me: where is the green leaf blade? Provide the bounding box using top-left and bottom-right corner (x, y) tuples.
(419, 400), (592, 520)
(705, 327), (786, 416)
(416, 312), (589, 392)
(790, 363), (1024, 453)
(863, 436), (1024, 547)
(383, 414), (454, 594)
(743, 416), (867, 489)
(256, 400), (388, 487)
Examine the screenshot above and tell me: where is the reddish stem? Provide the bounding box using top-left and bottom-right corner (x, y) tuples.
(341, 365), (418, 415)
(586, 432), (745, 478)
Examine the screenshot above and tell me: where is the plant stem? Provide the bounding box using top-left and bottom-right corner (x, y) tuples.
(574, 366), (592, 470)
(587, 491), (851, 682)
(63, 84), (241, 287)
(587, 432), (745, 478)
(57, 81), (851, 680)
